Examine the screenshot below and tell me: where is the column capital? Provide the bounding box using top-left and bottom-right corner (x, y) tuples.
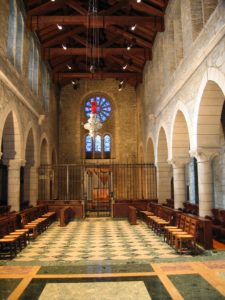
(168, 158), (189, 168)
(8, 159), (26, 169)
(189, 147), (220, 162)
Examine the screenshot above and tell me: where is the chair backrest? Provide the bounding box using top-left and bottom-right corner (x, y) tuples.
(179, 214), (186, 229)
(188, 218), (198, 238)
(183, 216), (191, 232)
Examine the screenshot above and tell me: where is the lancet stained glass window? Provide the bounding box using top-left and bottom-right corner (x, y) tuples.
(85, 96), (111, 122)
(85, 135), (93, 152)
(104, 135), (111, 152)
(95, 135), (102, 152)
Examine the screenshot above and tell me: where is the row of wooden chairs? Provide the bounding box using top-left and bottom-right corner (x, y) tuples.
(163, 214), (199, 254)
(0, 215), (29, 259)
(0, 205), (56, 259)
(140, 204), (199, 254)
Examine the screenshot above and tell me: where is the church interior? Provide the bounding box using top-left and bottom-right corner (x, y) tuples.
(0, 0), (225, 299)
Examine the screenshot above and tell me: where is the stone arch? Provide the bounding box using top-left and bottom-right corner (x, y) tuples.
(156, 127), (172, 203)
(146, 136), (155, 163)
(171, 110), (190, 161)
(40, 137), (49, 165)
(196, 81), (224, 149)
(23, 128), (35, 208)
(193, 68), (225, 149)
(1, 110), (22, 163)
(156, 126), (169, 163)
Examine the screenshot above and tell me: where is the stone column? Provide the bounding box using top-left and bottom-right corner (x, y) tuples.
(169, 159), (188, 210)
(191, 149), (219, 217)
(156, 162), (172, 203)
(7, 159), (25, 212)
(29, 166), (38, 206)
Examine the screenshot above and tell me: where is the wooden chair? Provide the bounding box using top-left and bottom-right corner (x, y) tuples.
(169, 216), (191, 246)
(175, 218), (199, 254)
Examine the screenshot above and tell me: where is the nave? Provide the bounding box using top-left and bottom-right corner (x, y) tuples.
(1, 218), (225, 299)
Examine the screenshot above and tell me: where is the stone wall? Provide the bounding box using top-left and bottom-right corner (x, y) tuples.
(139, 0), (225, 209)
(0, 1), (58, 210)
(59, 79), (137, 163)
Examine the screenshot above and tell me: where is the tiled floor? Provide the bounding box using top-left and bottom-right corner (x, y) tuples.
(9, 219), (180, 264)
(0, 218), (225, 299)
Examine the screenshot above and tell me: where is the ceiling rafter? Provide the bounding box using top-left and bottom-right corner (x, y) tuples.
(65, 0), (88, 15)
(29, 16), (159, 30)
(24, 0), (168, 87)
(108, 26), (152, 48)
(44, 48), (151, 60)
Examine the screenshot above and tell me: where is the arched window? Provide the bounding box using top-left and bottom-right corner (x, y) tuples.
(7, 0), (16, 63)
(104, 135), (111, 159)
(7, 0), (24, 72)
(15, 12), (24, 72)
(28, 35), (39, 94)
(42, 63), (50, 112)
(28, 35), (34, 88)
(85, 134), (111, 159)
(33, 48), (39, 94)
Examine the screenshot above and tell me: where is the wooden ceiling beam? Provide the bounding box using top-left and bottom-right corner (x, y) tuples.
(109, 56), (142, 73)
(54, 72), (142, 83)
(98, 0), (128, 16)
(42, 27), (85, 47)
(129, 0), (164, 17)
(44, 48), (151, 59)
(108, 26), (152, 48)
(28, 1), (62, 15)
(71, 33), (92, 47)
(65, 0), (87, 16)
(29, 16), (157, 30)
(146, 0), (165, 9)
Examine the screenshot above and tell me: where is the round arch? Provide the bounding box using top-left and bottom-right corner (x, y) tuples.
(193, 68), (225, 149)
(0, 110), (23, 163)
(171, 110), (190, 161)
(145, 135), (155, 163)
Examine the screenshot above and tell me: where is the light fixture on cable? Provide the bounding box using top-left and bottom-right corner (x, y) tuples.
(137, 0), (142, 3)
(67, 64), (72, 70)
(86, 0), (100, 74)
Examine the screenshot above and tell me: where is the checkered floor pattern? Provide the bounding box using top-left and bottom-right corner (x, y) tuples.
(13, 219), (179, 262)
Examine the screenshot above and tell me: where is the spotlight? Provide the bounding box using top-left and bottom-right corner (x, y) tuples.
(131, 24), (136, 31)
(62, 43), (67, 50)
(57, 24), (63, 30)
(90, 64), (95, 73)
(119, 79), (124, 85)
(72, 79), (80, 90)
(127, 44), (131, 51)
(51, 0), (56, 2)
(122, 64), (128, 70)
(118, 84), (123, 91)
(67, 64), (72, 70)
(137, 0), (141, 2)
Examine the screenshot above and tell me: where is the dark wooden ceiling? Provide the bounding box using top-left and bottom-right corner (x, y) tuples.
(24, 0), (168, 87)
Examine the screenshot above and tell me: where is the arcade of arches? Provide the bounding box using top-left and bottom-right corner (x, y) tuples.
(0, 0), (225, 299)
